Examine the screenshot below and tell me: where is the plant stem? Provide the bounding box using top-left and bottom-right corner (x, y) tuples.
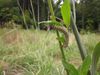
(71, 0), (87, 60)
(17, 0), (28, 29)
(47, 0), (65, 60)
(30, 0), (37, 28)
(71, 13), (87, 60)
(71, 1), (91, 75)
(72, 0), (76, 24)
(37, 0), (40, 29)
(47, 0), (68, 74)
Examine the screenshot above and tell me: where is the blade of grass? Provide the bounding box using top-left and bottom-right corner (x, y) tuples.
(91, 42), (100, 75)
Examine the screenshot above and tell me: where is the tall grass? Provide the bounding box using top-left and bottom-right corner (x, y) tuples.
(0, 29), (100, 75)
(0, 29), (65, 75)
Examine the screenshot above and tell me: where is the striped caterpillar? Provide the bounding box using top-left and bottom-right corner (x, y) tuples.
(50, 26), (69, 48)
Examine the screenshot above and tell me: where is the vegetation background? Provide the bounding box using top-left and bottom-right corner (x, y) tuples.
(0, 0), (100, 75)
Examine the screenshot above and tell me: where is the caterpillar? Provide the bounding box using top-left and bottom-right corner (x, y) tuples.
(50, 26), (69, 48)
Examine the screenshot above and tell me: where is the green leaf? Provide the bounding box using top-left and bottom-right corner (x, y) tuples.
(91, 42), (100, 75)
(57, 36), (65, 43)
(79, 55), (91, 75)
(62, 59), (79, 75)
(61, 0), (71, 27)
(38, 20), (62, 26)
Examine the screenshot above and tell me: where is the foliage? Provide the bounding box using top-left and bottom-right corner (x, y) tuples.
(0, 8), (12, 23)
(0, 0), (35, 28)
(0, 29), (65, 75)
(0, 0), (16, 8)
(0, 0), (100, 30)
(52, 0), (100, 75)
(76, 0), (100, 31)
(62, 59), (79, 75)
(0, 0), (100, 75)
(79, 55), (91, 75)
(0, 29), (99, 75)
(61, 0), (71, 27)
(91, 42), (100, 75)
(62, 42), (100, 75)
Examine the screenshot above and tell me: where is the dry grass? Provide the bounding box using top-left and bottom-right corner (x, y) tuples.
(0, 29), (100, 75)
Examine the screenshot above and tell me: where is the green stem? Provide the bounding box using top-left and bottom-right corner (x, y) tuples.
(71, 13), (87, 60)
(71, 13), (91, 75)
(47, 0), (68, 74)
(72, 1), (91, 75)
(71, 0), (87, 60)
(47, 0), (65, 60)
(72, 0), (76, 23)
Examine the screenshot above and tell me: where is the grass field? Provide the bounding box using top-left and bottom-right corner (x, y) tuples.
(0, 28), (100, 75)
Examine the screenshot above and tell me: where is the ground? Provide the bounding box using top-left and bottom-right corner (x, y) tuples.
(0, 28), (100, 75)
